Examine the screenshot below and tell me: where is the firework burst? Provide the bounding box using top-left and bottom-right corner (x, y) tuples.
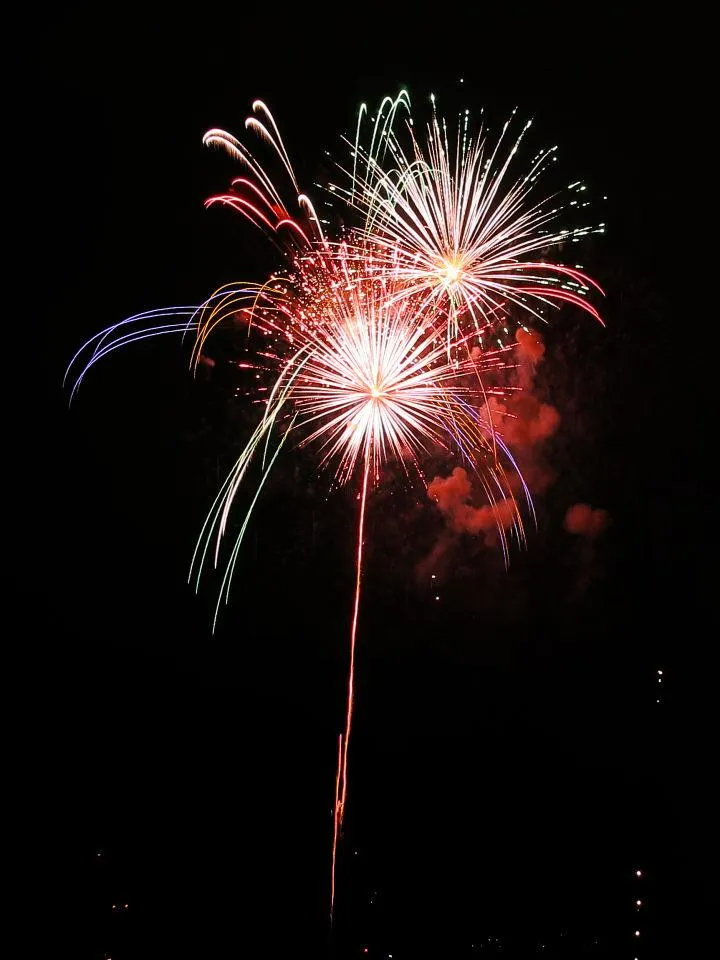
(330, 91), (604, 347)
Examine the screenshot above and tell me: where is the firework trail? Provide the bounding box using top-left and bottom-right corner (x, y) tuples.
(332, 455), (370, 917)
(203, 98), (327, 251)
(66, 92), (603, 922)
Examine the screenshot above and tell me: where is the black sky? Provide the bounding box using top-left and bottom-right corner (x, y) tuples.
(26, 4), (712, 957)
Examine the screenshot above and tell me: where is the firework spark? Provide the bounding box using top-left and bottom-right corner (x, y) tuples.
(203, 99), (327, 251)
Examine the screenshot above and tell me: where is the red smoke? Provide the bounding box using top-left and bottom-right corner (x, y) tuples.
(480, 328), (559, 452)
(428, 467), (515, 536)
(515, 326), (545, 364)
(421, 327), (568, 571)
(564, 503), (608, 538)
(485, 394), (560, 447)
(514, 327), (546, 390)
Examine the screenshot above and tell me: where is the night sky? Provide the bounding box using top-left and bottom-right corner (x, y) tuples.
(30, 4), (711, 957)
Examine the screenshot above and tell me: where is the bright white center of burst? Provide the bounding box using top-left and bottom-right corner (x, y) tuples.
(370, 386), (383, 399)
(440, 258), (462, 285)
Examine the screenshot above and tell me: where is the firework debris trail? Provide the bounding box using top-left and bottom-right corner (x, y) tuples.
(65, 90), (605, 922)
(331, 457), (370, 918)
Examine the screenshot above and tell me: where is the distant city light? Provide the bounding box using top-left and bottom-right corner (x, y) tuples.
(636, 870), (642, 877)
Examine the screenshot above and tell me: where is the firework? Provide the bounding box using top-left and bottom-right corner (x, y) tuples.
(330, 91), (604, 347)
(66, 91), (603, 922)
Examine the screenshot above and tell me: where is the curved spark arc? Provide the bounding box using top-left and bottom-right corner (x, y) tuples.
(64, 308), (200, 403)
(64, 280), (290, 402)
(204, 101), (328, 250)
